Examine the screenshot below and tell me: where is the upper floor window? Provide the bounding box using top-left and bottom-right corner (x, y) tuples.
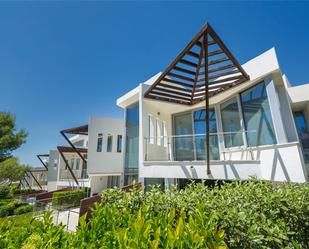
(240, 82), (276, 146)
(97, 133), (103, 152)
(107, 134), (113, 152)
(220, 97), (243, 148)
(117, 135), (122, 153)
(75, 158), (80, 170)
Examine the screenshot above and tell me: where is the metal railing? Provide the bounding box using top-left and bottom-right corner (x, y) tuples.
(144, 130), (257, 162)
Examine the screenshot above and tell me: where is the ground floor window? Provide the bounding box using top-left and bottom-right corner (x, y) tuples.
(107, 176), (120, 188)
(124, 173), (138, 186)
(144, 178), (165, 192)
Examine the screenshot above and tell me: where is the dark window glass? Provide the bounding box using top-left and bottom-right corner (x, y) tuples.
(117, 135), (122, 153)
(107, 135), (113, 152)
(97, 134), (103, 152)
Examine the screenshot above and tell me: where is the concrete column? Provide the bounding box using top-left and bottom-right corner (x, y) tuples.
(215, 104), (225, 160)
(265, 75), (288, 144)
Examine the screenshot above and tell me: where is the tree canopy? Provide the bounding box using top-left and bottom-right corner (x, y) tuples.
(0, 112), (27, 162)
(0, 157), (29, 183)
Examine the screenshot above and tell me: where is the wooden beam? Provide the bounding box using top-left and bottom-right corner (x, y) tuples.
(150, 90), (191, 101)
(199, 64), (235, 75)
(167, 72), (195, 82)
(162, 78), (194, 88)
(157, 83), (192, 92)
(173, 66), (196, 76)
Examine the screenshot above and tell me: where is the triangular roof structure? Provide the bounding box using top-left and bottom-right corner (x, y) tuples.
(144, 23), (250, 175)
(144, 23), (249, 105)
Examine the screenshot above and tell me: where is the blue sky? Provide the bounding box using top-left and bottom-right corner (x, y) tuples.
(0, 1), (308, 166)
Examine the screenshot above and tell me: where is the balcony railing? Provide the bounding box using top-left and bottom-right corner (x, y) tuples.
(60, 169), (88, 180)
(144, 130), (257, 162)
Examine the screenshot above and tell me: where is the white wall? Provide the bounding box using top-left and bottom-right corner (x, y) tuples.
(87, 117), (124, 175)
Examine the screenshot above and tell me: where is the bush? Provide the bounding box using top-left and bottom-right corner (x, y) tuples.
(0, 185), (10, 198)
(52, 189), (86, 208)
(14, 204), (33, 215)
(0, 180), (308, 248)
(0, 206), (9, 218)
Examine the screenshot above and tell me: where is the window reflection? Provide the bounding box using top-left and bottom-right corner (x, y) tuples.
(241, 82), (276, 146)
(193, 109), (219, 160)
(220, 97), (243, 148)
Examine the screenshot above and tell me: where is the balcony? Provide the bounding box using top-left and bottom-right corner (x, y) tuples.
(144, 131), (258, 162)
(60, 169), (88, 180)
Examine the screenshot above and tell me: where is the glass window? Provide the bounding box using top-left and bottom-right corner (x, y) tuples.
(117, 135), (122, 153)
(144, 178), (165, 192)
(193, 109), (219, 160)
(241, 82), (276, 146)
(221, 97), (243, 148)
(125, 103), (139, 170)
(294, 112), (309, 149)
(70, 158), (75, 169)
(73, 140), (84, 147)
(156, 119), (162, 146)
(107, 135), (113, 152)
(107, 176), (120, 188)
(173, 112), (194, 160)
(97, 133), (103, 152)
(148, 115), (154, 144)
(75, 158), (80, 170)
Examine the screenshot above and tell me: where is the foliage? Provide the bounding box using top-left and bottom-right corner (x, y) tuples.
(0, 112), (27, 162)
(14, 205), (33, 215)
(52, 189), (86, 208)
(0, 184), (10, 198)
(0, 157), (29, 183)
(0, 198), (32, 217)
(0, 180), (308, 248)
(0, 212), (69, 249)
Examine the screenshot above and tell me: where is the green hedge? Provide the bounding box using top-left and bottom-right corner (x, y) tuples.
(0, 180), (308, 248)
(0, 185), (10, 198)
(0, 199), (31, 218)
(52, 189), (86, 207)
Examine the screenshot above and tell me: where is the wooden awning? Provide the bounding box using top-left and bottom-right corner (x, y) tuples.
(61, 124), (88, 135)
(144, 23), (249, 105)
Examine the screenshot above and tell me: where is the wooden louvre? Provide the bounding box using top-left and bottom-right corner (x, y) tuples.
(144, 23), (250, 175)
(144, 23), (249, 105)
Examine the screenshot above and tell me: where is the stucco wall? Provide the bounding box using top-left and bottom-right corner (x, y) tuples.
(87, 117), (124, 175)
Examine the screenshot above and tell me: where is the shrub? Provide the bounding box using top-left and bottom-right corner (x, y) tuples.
(0, 185), (10, 198)
(52, 189), (86, 208)
(14, 204), (33, 215)
(0, 206), (9, 218)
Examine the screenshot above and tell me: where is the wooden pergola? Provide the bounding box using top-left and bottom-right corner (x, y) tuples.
(37, 154), (49, 171)
(59, 125), (88, 186)
(144, 23), (250, 175)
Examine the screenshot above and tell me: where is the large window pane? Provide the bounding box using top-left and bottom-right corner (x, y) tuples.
(107, 135), (113, 152)
(221, 97), (243, 147)
(241, 82), (276, 146)
(173, 112), (194, 161)
(193, 109), (219, 160)
(125, 103), (139, 169)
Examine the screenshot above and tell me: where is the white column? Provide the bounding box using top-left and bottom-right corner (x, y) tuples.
(265, 75), (288, 144)
(215, 104), (225, 160)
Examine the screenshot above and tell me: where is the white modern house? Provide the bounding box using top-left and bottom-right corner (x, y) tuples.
(21, 167), (48, 191)
(117, 23), (309, 188)
(41, 117), (124, 195)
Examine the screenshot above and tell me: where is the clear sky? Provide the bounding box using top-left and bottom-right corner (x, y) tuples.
(0, 1), (308, 167)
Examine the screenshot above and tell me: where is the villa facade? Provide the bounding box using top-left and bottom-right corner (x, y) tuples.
(117, 25), (309, 188)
